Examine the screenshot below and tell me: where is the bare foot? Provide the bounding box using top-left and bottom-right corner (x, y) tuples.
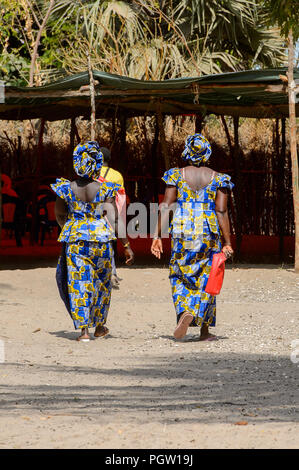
(77, 327), (90, 342)
(94, 325), (109, 338)
(174, 312), (194, 339)
(199, 324), (218, 341)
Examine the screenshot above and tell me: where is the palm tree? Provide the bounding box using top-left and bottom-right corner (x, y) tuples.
(52, 0), (286, 79)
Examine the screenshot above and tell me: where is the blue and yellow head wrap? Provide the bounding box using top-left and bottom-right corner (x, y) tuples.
(73, 141), (103, 179)
(182, 133), (212, 166)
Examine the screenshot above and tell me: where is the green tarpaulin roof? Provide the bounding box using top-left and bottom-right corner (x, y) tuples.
(1, 68), (298, 121)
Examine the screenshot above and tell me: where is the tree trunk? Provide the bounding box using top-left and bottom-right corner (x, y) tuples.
(287, 29), (299, 272)
(29, 0), (55, 87)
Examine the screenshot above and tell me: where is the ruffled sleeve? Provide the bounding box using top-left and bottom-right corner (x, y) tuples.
(101, 181), (121, 199)
(216, 173), (234, 191)
(51, 178), (72, 202)
(162, 168), (180, 186)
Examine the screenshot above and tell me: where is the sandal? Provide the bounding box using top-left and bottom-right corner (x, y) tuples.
(173, 313), (194, 339)
(94, 325), (109, 338)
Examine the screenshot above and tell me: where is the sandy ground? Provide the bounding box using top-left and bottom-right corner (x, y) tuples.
(0, 261), (298, 449)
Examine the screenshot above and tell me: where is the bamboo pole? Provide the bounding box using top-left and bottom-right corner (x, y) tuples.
(287, 29), (299, 272)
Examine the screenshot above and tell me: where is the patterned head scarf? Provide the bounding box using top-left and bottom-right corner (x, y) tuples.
(181, 133), (212, 166)
(73, 141), (103, 179)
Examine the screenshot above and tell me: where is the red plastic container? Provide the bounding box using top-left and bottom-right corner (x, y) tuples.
(205, 252), (227, 295)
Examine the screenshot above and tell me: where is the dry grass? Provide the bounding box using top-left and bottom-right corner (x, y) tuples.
(0, 115), (293, 239)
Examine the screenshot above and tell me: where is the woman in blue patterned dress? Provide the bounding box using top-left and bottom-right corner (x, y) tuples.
(151, 134), (234, 341)
(51, 141), (134, 342)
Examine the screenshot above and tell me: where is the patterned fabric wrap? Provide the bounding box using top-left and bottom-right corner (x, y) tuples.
(73, 141), (103, 179)
(170, 235), (221, 327)
(51, 178), (120, 243)
(56, 242), (72, 318)
(162, 167), (234, 327)
(66, 241), (113, 329)
(162, 168), (234, 241)
(181, 133), (212, 166)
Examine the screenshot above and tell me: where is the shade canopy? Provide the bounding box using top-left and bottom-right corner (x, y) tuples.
(1, 68), (298, 121)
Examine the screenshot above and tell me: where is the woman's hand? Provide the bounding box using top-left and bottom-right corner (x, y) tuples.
(151, 238), (163, 259)
(124, 246), (134, 265)
(222, 244), (234, 259)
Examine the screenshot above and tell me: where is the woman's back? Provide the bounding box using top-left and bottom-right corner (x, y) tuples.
(181, 165), (214, 192)
(70, 179), (102, 203)
(51, 177), (119, 243)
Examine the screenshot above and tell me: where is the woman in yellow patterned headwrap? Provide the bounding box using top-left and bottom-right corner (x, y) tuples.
(51, 141), (134, 342)
(151, 133), (234, 341)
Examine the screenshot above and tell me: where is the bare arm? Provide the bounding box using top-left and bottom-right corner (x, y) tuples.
(54, 196), (68, 229)
(215, 188), (234, 257)
(151, 186), (177, 259)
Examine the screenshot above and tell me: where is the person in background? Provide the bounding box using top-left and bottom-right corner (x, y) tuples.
(51, 141), (134, 342)
(151, 134), (234, 341)
(1, 174), (24, 246)
(98, 147), (126, 289)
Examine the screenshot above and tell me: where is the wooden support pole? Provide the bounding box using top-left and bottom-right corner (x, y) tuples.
(233, 116), (242, 261)
(0, 160), (2, 245)
(119, 112), (127, 175)
(277, 118), (286, 262)
(69, 117), (76, 177)
(220, 115), (233, 154)
(152, 116), (160, 203)
(87, 53), (96, 141)
(30, 118), (45, 245)
(287, 29), (299, 272)
(156, 102), (170, 170)
(111, 117), (116, 152)
(195, 114), (204, 133)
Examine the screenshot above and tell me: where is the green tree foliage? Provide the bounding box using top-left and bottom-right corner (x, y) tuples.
(0, 0), (289, 85)
(55, 0), (287, 79)
(261, 0), (299, 40)
(0, 0), (77, 85)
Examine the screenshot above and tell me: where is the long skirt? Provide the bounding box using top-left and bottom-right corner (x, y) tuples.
(169, 233), (221, 328)
(56, 240), (113, 330)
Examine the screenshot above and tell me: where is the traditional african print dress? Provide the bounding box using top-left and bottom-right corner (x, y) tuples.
(51, 178), (119, 330)
(162, 168), (234, 328)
